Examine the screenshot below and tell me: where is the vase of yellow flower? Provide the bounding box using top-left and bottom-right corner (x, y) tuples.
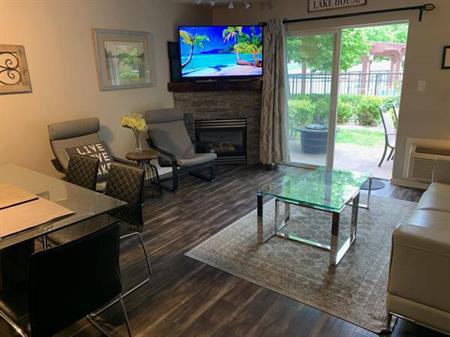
(121, 113), (148, 153)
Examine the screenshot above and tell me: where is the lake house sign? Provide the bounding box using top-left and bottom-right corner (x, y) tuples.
(308, 0), (367, 12)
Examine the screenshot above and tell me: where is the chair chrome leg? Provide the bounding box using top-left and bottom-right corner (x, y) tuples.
(87, 315), (114, 337)
(91, 232), (151, 317)
(0, 309), (28, 337)
(120, 232), (152, 276)
(91, 277), (150, 317)
(42, 235), (49, 250)
(119, 296), (132, 337)
(87, 295), (132, 337)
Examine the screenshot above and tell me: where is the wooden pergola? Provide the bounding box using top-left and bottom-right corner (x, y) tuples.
(360, 42), (406, 94)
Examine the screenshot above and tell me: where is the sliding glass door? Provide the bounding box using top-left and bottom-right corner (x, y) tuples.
(286, 23), (408, 179)
(286, 31), (340, 168)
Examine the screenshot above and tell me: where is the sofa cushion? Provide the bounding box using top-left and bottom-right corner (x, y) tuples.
(417, 183), (450, 213)
(176, 153), (217, 167)
(397, 210), (450, 256)
(427, 182), (450, 195)
(389, 212), (450, 314)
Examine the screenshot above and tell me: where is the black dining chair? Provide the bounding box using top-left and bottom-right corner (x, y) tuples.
(65, 154), (99, 191)
(0, 222), (132, 337)
(379, 104), (397, 167)
(48, 162), (151, 307)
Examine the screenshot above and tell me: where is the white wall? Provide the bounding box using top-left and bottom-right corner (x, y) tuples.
(2, 0), (449, 182)
(0, 0), (211, 176)
(213, 0), (450, 182)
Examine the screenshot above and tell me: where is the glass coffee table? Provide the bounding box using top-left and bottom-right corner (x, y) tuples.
(257, 167), (372, 266)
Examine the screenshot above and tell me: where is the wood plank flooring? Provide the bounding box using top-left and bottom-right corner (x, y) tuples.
(4, 165), (444, 337)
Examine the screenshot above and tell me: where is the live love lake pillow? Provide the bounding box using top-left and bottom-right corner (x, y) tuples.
(65, 142), (113, 182)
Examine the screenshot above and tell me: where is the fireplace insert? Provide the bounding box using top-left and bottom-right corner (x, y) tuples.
(195, 119), (247, 164)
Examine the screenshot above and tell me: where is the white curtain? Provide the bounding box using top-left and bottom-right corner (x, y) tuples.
(260, 18), (290, 165)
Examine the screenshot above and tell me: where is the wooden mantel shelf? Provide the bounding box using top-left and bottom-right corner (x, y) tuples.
(167, 79), (263, 92)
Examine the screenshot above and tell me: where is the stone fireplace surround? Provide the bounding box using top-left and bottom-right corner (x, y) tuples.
(172, 89), (262, 165)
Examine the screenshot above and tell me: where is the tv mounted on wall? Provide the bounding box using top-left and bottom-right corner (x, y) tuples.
(178, 25), (263, 79)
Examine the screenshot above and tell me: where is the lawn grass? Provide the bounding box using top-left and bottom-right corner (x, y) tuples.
(335, 128), (384, 146)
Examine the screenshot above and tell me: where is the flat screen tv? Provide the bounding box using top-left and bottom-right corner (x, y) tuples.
(178, 25), (263, 79)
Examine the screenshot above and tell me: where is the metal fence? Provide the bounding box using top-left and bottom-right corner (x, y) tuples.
(288, 71), (403, 97)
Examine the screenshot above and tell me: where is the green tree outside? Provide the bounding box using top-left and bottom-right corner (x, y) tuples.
(287, 24), (409, 72)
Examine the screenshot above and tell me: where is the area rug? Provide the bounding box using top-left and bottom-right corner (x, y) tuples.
(186, 196), (416, 333)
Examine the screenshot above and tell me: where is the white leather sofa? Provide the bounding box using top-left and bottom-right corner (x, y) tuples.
(387, 160), (450, 335)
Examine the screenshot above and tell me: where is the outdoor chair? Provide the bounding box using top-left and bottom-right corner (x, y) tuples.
(393, 102), (400, 123)
(145, 109), (217, 191)
(379, 104), (397, 167)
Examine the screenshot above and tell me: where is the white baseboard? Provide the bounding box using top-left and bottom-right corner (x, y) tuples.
(390, 177), (428, 190)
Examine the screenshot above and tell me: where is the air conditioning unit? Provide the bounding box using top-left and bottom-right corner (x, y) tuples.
(407, 143), (450, 183)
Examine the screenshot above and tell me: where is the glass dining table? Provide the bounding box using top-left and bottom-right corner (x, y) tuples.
(0, 163), (125, 335)
(0, 163), (125, 251)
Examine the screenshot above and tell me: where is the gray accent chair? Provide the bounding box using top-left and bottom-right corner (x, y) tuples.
(48, 117), (132, 190)
(48, 117), (103, 173)
(145, 109), (217, 191)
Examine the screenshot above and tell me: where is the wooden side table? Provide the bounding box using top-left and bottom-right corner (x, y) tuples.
(126, 150), (162, 199)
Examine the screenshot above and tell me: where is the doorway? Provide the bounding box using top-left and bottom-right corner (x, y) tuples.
(286, 22), (409, 179)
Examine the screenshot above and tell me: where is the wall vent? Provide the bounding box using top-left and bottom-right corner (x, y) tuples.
(405, 139), (450, 183)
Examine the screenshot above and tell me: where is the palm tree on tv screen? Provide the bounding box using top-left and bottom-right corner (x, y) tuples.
(232, 27), (263, 66)
(223, 26), (244, 62)
(179, 30), (210, 69)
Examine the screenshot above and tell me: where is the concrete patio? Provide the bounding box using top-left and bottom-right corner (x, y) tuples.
(289, 140), (393, 180)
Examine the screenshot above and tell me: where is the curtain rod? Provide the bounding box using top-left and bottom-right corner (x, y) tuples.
(261, 3), (435, 25)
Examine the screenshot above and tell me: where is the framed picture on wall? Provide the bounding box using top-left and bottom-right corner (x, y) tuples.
(93, 29), (155, 90)
(0, 45), (32, 95)
(441, 46), (450, 69)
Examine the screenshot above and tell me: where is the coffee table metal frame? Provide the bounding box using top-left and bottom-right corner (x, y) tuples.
(257, 177), (371, 267)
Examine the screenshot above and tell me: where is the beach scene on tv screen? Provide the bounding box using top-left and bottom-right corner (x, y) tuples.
(179, 26), (263, 78)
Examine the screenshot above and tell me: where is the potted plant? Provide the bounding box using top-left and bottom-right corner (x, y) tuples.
(300, 97), (329, 154)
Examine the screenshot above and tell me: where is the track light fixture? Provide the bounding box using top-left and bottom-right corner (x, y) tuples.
(195, 0), (251, 10)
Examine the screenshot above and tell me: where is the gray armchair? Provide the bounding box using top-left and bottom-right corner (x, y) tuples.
(48, 117), (103, 173)
(48, 117), (133, 191)
(145, 109), (216, 191)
